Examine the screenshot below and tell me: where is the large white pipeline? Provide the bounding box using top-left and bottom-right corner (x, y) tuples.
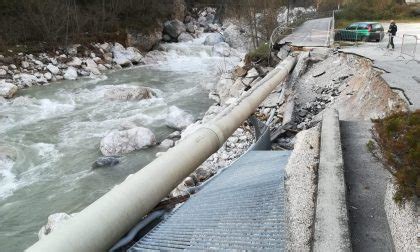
(27, 55), (297, 252)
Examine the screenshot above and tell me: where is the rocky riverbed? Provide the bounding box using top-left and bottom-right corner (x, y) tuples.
(0, 20), (250, 251)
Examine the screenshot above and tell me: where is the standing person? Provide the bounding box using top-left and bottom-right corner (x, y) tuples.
(387, 20), (398, 50)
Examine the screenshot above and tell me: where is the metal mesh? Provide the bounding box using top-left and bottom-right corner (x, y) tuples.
(400, 34), (418, 58)
(128, 151), (290, 251)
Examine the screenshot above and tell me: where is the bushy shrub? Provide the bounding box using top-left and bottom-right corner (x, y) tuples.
(336, 0), (419, 20)
(245, 43), (271, 66)
(373, 110), (420, 204)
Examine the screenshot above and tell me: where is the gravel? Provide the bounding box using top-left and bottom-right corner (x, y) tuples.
(384, 181), (417, 251)
(284, 125), (320, 251)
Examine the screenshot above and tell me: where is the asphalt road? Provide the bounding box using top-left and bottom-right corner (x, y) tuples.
(339, 23), (420, 110)
(341, 121), (394, 252)
(281, 17), (333, 47)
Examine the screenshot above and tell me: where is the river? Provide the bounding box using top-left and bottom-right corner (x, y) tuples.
(0, 36), (240, 251)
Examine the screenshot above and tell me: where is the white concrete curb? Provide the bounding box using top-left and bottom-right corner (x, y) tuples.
(313, 109), (351, 251)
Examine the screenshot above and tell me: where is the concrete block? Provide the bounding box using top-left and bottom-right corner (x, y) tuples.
(313, 109), (351, 252)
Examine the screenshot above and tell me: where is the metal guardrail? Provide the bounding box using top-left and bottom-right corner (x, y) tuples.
(26, 56), (297, 252)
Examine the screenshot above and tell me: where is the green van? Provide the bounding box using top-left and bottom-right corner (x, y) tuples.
(335, 22), (385, 42)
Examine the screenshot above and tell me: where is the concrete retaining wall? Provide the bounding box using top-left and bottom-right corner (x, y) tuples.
(313, 109), (351, 251)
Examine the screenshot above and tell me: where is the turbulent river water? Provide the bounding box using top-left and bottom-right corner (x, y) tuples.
(0, 36), (240, 251)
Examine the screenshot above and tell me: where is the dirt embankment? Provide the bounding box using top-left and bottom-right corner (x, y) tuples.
(283, 50), (408, 130)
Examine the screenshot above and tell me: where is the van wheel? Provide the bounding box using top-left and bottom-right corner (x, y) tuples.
(361, 36), (368, 42)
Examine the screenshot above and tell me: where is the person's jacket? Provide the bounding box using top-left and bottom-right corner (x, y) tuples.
(388, 24), (397, 36)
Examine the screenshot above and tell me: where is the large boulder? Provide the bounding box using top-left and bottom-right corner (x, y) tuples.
(204, 33), (224, 46)
(163, 19), (186, 39)
(197, 16), (208, 27)
(165, 106), (194, 130)
(15, 73), (39, 87)
(126, 47), (143, 63)
(38, 213), (71, 240)
(63, 67), (78, 80)
(223, 24), (245, 49)
(0, 81), (18, 98)
(112, 43), (143, 66)
(46, 64), (60, 75)
(85, 59), (100, 75)
(127, 31), (162, 52)
(104, 86), (156, 101)
(212, 42), (231, 57)
(141, 51), (167, 65)
(178, 32), (194, 42)
(100, 127), (156, 156)
(186, 22), (196, 33)
(67, 57), (82, 67)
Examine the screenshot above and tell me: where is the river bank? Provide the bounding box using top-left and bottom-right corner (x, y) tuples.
(0, 28), (247, 251)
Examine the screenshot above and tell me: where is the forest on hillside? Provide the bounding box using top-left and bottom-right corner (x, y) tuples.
(0, 0), (418, 51)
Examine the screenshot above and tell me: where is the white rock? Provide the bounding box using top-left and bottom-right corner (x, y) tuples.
(165, 106), (194, 130)
(246, 68), (259, 78)
(67, 44), (79, 55)
(98, 64), (107, 71)
(112, 43), (131, 66)
(85, 59), (101, 75)
(89, 67), (101, 75)
(160, 139), (174, 149)
(85, 58), (97, 69)
(112, 43), (143, 66)
(223, 24), (245, 49)
(21, 61), (30, 69)
(50, 58), (58, 65)
(99, 42), (111, 52)
(208, 23), (219, 32)
(34, 60), (43, 66)
(167, 131), (181, 139)
(0, 81), (18, 98)
(93, 57), (102, 63)
(9, 64), (17, 70)
(178, 32), (194, 42)
(44, 72), (52, 81)
(103, 53), (113, 63)
(186, 22), (196, 33)
(0, 69), (6, 76)
(38, 213), (71, 240)
(104, 86), (156, 101)
(126, 47), (143, 63)
(100, 127), (156, 156)
(67, 57), (82, 67)
(141, 51), (167, 65)
(36, 76), (48, 84)
(63, 67), (78, 80)
(17, 73), (38, 87)
(204, 33), (224, 46)
(212, 42), (231, 57)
